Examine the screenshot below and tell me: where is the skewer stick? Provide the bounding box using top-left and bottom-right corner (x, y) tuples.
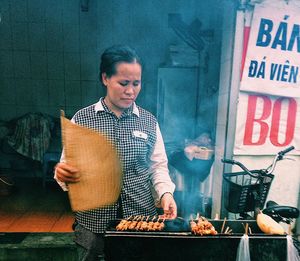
(221, 217), (227, 234)
(201, 216), (207, 221)
(248, 227), (252, 235)
(141, 216), (150, 231)
(190, 214), (194, 222)
(224, 226), (230, 234)
(245, 223), (249, 235)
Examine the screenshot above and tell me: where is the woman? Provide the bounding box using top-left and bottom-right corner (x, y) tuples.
(54, 45), (177, 261)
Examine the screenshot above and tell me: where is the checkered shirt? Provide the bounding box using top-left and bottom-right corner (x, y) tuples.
(72, 98), (171, 233)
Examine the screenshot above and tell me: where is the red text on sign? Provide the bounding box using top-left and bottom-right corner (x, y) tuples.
(243, 95), (297, 146)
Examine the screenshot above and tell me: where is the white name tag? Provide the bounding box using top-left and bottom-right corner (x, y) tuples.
(132, 130), (148, 140)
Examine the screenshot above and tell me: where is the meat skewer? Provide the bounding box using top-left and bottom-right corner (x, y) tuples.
(116, 215), (132, 231)
(147, 216), (157, 231)
(152, 217), (160, 230)
(158, 218), (165, 231)
(120, 215), (138, 231)
(116, 215), (165, 232)
(121, 219), (132, 231)
(135, 216), (145, 231)
(190, 220), (197, 234)
(152, 217), (165, 231)
(139, 216), (150, 231)
(190, 215), (218, 236)
(128, 216), (141, 230)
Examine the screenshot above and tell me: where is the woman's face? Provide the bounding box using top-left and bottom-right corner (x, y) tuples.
(102, 62), (142, 116)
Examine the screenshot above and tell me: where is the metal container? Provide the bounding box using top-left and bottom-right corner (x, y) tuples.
(104, 219), (287, 261)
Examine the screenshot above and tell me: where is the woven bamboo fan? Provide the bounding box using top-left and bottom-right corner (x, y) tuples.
(60, 112), (123, 211)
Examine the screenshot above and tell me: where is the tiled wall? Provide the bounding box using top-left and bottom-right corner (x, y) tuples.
(0, 0), (224, 121)
(0, 0), (101, 120)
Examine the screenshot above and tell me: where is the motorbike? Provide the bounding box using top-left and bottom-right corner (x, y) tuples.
(222, 146), (299, 253)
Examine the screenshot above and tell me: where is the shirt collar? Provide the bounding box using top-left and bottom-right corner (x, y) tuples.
(94, 97), (140, 117)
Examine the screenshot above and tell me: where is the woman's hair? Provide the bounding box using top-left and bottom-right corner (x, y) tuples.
(99, 45), (142, 83)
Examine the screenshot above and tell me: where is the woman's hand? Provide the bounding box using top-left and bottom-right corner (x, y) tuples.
(160, 193), (177, 219)
(55, 162), (80, 183)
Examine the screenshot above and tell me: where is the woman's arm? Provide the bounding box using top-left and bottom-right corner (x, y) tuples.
(149, 123), (177, 218)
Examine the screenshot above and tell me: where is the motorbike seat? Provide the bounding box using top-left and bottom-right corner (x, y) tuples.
(263, 200), (299, 223)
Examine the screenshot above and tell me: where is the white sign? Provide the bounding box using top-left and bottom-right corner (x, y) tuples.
(234, 92), (300, 155)
(240, 4), (300, 97)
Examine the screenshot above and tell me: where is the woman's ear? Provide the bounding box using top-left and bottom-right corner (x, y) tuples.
(102, 73), (108, 86)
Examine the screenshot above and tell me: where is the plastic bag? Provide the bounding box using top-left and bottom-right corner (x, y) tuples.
(236, 234), (251, 261)
(287, 235), (300, 261)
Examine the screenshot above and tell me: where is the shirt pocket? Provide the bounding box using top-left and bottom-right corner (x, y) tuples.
(131, 130), (150, 160)
(132, 130), (148, 141)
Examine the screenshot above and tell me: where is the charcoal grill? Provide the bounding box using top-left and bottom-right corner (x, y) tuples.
(104, 219), (287, 261)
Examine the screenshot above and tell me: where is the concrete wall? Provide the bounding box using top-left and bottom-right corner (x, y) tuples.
(211, 0), (237, 218)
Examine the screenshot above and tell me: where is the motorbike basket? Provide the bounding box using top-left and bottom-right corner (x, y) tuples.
(223, 170), (274, 214)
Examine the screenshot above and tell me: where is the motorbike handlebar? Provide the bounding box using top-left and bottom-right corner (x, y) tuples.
(221, 158), (257, 178)
(278, 146), (295, 156)
(221, 159), (235, 165)
(222, 146), (295, 175)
